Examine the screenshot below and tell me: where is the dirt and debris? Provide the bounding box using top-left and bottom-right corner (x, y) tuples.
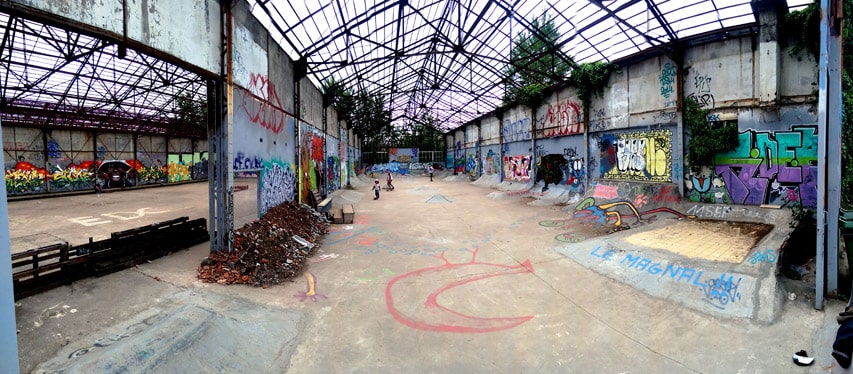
(197, 201), (328, 287)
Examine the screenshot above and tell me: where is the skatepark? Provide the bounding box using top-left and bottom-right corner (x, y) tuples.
(11, 172), (847, 373)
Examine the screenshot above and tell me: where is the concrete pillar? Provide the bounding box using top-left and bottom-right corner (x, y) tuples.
(751, 0), (785, 107)
(0, 118), (21, 374)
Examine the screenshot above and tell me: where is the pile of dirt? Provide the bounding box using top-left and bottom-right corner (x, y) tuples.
(197, 201), (328, 287)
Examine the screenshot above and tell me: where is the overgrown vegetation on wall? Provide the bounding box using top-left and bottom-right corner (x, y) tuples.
(502, 12), (617, 113)
(566, 61), (620, 105)
(786, 0), (853, 207)
(684, 97), (739, 173)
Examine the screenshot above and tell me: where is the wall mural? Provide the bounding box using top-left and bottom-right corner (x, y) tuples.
(597, 129), (672, 182)
(575, 196), (693, 230)
(454, 141), (465, 173)
(465, 152), (478, 178)
(535, 154), (566, 189)
(503, 155), (531, 182)
(572, 180), (686, 230)
(260, 159), (296, 216)
(389, 148), (418, 163)
(4, 155), (206, 195)
(241, 73), (286, 135)
(502, 117), (531, 143)
(534, 151), (586, 193)
(686, 125), (818, 208)
(659, 62), (678, 108)
(327, 156), (340, 192)
(483, 149), (500, 175)
(300, 130), (325, 202)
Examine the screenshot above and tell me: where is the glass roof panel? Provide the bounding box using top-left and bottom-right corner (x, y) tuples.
(249, 0), (808, 131)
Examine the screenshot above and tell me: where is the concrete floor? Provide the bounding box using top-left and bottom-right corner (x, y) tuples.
(11, 173), (849, 373)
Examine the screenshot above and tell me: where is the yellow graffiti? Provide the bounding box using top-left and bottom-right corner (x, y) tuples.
(5, 169), (46, 193)
(51, 168), (93, 182)
(603, 129), (672, 182)
(596, 201), (644, 227)
(294, 272), (327, 302)
(168, 162), (191, 182)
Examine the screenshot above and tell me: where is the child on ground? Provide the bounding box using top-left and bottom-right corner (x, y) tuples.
(386, 170), (394, 190)
(373, 179), (381, 200)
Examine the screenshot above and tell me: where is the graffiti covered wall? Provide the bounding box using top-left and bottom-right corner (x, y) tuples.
(533, 136), (586, 193)
(389, 148), (418, 163)
(481, 146), (501, 176)
(686, 125), (818, 208)
(3, 126), (206, 196)
(232, 81), (296, 213)
(259, 159), (296, 216)
(503, 155), (532, 183)
(591, 129), (673, 182)
(327, 136), (341, 193)
(300, 125), (325, 202)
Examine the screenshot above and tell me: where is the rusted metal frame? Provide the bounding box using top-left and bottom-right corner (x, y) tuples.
(286, 0), (398, 58)
(0, 14), (13, 62)
(0, 15), (204, 135)
(388, 1), (408, 111)
(643, 0), (677, 41)
(0, 12), (214, 137)
(585, 0), (667, 46)
(403, 2), (458, 106)
(454, 0), (496, 47)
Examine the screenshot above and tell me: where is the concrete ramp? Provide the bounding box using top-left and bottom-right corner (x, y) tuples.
(33, 292), (304, 373)
(559, 179), (794, 322)
(426, 194), (453, 204)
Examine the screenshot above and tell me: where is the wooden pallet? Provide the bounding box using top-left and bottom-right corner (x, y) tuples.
(11, 217), (208, 300)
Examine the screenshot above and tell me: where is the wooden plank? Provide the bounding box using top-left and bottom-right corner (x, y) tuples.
(11, 243), (67, 261)
(343, 204), (354, 224)
(317, 197), (333, 213)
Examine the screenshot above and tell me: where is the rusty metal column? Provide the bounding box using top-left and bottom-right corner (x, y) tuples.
(295, 79), (302, 204)
(497, 111), (504, 182)
(208, 0), (234, 253)
(0, 117), (21, 373)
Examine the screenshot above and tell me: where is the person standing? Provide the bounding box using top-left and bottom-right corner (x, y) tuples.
(386, 170), (394, 190)
(428, 165), (434, 182)
(373, 179), (381, 200)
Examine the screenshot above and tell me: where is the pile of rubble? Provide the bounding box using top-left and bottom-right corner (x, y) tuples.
(197, 201), (328, 287)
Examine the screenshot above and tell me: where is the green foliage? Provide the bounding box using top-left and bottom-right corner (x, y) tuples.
(684, 97), (739, 173)
(503, 13), (573, 107)
(322, 77), (391, 144)
(513, 82), (548, 109)
(787, 0), (853, 208)
(321, 77), (354, 121)
(843, 77), (853, 207)
(567, 61), (619, 105)
(322, 78), (445, 156)
(784, 1), (820, 58)
(171, 93), (207, 135)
